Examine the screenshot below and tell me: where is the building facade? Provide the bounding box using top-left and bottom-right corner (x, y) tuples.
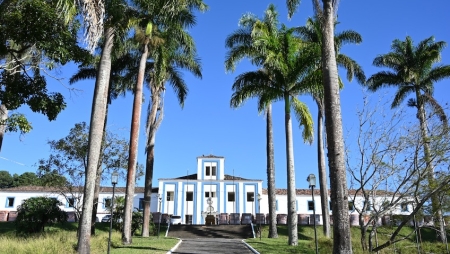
(0, 154), (414, 225)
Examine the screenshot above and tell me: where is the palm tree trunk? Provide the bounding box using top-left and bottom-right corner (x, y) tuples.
(91, 107), (109, 235)
(266, 103), (278, 238)
(142, 85), (161, 237)
(122, 42), (148, 244)
(317, 103), (330, 238)
(0, 104), (8, 153)
(77, 26), (114, 254)
(416, 92), (446, 243)
(320, 1), (352, 253)
(284, 93), (298, 246)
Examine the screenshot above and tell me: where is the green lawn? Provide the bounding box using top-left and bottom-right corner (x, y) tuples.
(0, 222), (178, 254)
(1, 222), (449, 254)
(246, 225), (450, 254)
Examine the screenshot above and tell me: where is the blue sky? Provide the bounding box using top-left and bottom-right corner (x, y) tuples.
(1, 0), (450, 189)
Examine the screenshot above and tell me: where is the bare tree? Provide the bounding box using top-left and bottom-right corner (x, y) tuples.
(346, 94), (450, 252)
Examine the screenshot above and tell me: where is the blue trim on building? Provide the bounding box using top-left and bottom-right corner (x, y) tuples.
(200, 182), (220, 224)
(181, 181), (198, 223)
(200, 159), (221, 180)
(65, 197), (76, 208)
(5, 197), (15, 208)
(243, 183), (258, 214)
(102, 197), (111, 209)
(224, 183), (239, 213)
(162, 182), (179, 215)
(139, 198), (144, 210)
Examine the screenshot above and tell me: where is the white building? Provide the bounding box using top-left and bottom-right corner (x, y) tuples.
(0, 154), (413, 225)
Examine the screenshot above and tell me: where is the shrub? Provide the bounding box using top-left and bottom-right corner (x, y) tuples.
(15, 196), (67, 234)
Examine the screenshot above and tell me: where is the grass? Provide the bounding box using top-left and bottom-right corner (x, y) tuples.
(1, 221), (449, 253)
(245, 224), (450, 254)
(0, 222), (179, 254)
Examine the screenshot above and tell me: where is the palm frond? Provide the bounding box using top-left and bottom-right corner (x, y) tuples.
(291, 97), (314, 144)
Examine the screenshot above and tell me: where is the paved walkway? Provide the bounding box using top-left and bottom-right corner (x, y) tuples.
(171, 238), (255, 254)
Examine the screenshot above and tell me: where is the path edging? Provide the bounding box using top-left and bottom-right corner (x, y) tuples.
(166, 238), (183, 254)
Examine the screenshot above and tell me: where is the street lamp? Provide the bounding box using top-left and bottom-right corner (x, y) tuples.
(307, 173), (319, 254)
(257, 193), (262, 240)
(107, 171), (118, 254)
(157, 194), (162, 238)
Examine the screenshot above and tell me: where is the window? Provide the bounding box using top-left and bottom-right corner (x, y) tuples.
(228, 192), (235, 202)
(348, 201), (355, 211)
(401, 203), (409, 212)
(104, 198), (112, 209)
(206, 166), (217, 176)
(5, 197), (14, 208)
(329, 201), (332, 211)
(205, 192), (216, 198)
(66, 197), (76, 208)
(276, 200), (278, 211)
(139, 198), (144, 210)
(186, 192), (193, 201)
(247, 192), (254, 202)
(167, 191), (174, 201)
(308, 201), (315, 211)
(364, 201), (372, 211)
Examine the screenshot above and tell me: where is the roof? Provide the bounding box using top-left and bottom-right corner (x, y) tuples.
(0, 186), (159, 193)
(197, 154), (224, 159)
(262, 188), (396, 196)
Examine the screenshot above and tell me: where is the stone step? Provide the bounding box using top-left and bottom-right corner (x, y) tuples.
(168, 224), (253, 239)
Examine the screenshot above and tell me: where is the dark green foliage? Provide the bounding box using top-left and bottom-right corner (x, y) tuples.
(0, 170), (13, 188)
(0, 171), (67, 188)
(12, 172), (39, 186)
(15, 196), (68, 234)
(0, 0), (91, 132)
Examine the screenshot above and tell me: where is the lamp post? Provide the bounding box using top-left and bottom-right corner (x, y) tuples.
(107, 171), (118, 254)
(257, 193), (262, 240)
(307, 173), (319, 254)
(157, 194), (162, 238)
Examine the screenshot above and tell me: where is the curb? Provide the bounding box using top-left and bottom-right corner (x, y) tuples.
(242, 239), (260, 254)
(166, 238), (183, 254)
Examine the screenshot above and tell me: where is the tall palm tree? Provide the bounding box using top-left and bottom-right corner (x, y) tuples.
(226, 4), (318, 245)
(76, 2), (134, 252)
(367, 36), (450, 242)
(225, 7), (279, 239)
(70, 43), (139, 236)
(142, 26), (202, 234)
(296, 16), (365, 238)
(286, 0), (353, 252)
(125, 0), (206, 238)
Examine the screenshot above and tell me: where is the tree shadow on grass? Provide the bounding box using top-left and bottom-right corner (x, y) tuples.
(113, 245), (166, 251)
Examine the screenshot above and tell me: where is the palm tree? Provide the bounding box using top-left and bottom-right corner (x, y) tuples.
(76, 2), (134, 252)
(286, 0), (353, 252)
(70, 44), (139, 236)
(226, 5), (318, 245)
(141, 27), (203, 238)
(367, 36), (450, 242)
(124, 0), (206, 238)
(296, 16), (365, 238)
(225, 7), (279, 239)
